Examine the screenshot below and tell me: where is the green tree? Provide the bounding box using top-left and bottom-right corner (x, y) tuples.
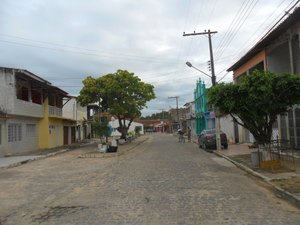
(141, 111), (171, 120)
(208, 70), (300, 145)
(78, 70), (155, 139)
(92, 118), (109, 141)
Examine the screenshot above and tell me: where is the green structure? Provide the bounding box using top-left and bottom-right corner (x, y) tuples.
(194, 79), (208, 136)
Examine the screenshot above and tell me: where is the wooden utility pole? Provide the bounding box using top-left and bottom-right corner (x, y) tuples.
(183, 30), (217, 85)
(183, 29), (221, 150)
(168, 96), (179, 129)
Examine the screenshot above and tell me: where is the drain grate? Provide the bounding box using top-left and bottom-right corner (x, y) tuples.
(31, 205), (88, 223)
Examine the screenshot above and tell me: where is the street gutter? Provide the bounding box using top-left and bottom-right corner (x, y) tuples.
(214, 151), (300, 209)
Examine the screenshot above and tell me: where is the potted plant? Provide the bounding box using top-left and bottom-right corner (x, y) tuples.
(92, 118), (109, 152)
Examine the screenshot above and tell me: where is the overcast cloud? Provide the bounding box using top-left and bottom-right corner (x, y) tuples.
(0, 0), (297, 115)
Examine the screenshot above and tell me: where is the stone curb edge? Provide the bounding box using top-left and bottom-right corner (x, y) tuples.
(2, 137), (149, 167)
(0, 142), (96, 169)
(78, 137), (149, 158)
(214, 151), (300, 209)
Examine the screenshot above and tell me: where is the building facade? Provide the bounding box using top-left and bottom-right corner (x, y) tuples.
(194, 79), (210, 135)
(63, 97), (89, 142)
(182, 101), (196, 139)
(228, 7), (300, 147)
(0, 67), (76, 156)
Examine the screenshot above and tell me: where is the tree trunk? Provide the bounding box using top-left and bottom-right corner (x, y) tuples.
(118, 127), (129, 139)
(117, 117), (128, 139)
(116, 117), (134, 140)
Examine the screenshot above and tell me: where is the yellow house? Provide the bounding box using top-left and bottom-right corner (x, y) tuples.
(0, 67), (76, 156)
(39, 88), (77, 149)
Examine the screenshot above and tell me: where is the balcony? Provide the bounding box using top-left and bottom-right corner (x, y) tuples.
(13, 99), (44, 118)
(49, 105), (62, 117)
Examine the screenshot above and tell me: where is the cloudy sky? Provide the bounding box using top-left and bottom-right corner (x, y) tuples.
(0, 0), (298, 116)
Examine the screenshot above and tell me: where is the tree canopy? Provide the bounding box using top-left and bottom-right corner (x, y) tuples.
(141, 111), (171, 120)
(92, 118), (109, 140)
(208, 70), (300, 144)
(77, 69), (155, 138)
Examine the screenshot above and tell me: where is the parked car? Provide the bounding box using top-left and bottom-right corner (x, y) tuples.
(198, 129), (228, 151)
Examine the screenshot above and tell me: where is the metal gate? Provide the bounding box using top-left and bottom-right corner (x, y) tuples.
(258, 139), (296, 171)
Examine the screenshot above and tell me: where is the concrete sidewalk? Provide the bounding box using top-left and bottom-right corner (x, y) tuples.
(0, 136), (149, 169)
(0, 147), (75, 169)
(215, 143), (300, 208)
(0, 139), (98, 169)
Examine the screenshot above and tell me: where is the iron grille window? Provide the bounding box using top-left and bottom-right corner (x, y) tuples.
(8, 123), (22, 142)
(26, 124), (36, 134)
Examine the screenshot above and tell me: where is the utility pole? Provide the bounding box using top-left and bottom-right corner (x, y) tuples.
(168, 96), (179, 129)
(159, 109), (165, 133)
(183, 30), (217, 85)
(183, 29), (221, 150)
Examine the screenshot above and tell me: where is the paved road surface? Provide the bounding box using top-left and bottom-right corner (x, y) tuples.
(0, 133), (299, 224)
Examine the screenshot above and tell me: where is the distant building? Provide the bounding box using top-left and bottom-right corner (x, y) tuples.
(194, 79), (209, 135)
(169, 108), (186, 131)
(182, 101), (196, 139)
(109, 119), (144, 137)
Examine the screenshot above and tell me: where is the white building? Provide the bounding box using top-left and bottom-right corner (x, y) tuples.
(63, 97), (90, 141)
(109, 119), (144, 138)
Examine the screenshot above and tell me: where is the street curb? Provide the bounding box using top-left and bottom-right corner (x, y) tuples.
(0, 142), (96, 169)
(1, 149), (68, 169)
(78, 136), (149, 158)
(214, 151), (300, 209)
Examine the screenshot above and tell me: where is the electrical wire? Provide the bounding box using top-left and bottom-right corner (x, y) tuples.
(205, 0), (219, 29)
(215, 0), (299, 82)
(230, 0), (300, 68)
(215, 0), (249, 52)
(233, 0), (298, 61)
(0, 36), (180, 65)
(215, 0), (259, 61)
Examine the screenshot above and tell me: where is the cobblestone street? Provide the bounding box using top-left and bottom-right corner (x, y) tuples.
(0, 133), (299, 225)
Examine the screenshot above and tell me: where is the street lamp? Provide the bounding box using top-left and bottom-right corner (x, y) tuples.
(186, 61), (221, 150)
(186, 62), (212, 80)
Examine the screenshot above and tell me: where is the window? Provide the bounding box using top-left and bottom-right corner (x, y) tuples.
(48, 94), (55, 106)
(249, 61), (264, 74)
(16, 86), (29, 101)
(26, 124), (36, 134)
(8, 123), (22, 142)
(56, 96), (63, 108)
(31, 89), (42, 104)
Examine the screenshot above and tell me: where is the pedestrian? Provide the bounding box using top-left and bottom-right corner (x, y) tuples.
(178, 129), (185, 143)
(187, 127), (191, 142)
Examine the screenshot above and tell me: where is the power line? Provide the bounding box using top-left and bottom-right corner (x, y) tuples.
(206, 0), (219, 28)
(214, 0), (249, 57)
(233, 0), (298, 60)
(230, 0), (300, 67)
(259, 0), (300, 41)
(215, 0), (259, 61)
(0, 36), (180, 65)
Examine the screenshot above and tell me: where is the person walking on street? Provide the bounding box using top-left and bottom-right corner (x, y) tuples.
(187, 127), (191, 142)
(178, 129), (185, 143)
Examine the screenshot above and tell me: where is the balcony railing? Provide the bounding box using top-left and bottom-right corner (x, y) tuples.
(49, 105), (62, 117)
